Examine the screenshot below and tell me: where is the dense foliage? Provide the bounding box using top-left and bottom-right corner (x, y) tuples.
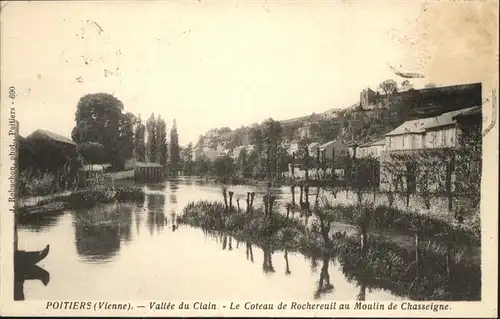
(71, 93), (135, 170)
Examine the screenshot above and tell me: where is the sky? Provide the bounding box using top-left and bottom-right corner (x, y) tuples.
(1, 0), (498, 146)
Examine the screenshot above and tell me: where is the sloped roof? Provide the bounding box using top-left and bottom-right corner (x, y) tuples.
(80, 164), (112, 172)
(27, 129), (76, 145)
(136, 162), (164, 168)
(385, 106), (480, 136)
(320, 140), (336, 148)
(452, 106), (482, 119)
(359, 138), (385, 148)
(308, 142), (320, 149)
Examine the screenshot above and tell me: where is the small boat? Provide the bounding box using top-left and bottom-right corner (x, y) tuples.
(15, 245), (50, 268)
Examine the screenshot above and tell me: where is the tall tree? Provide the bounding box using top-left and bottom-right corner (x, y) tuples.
(378, 79), (398, 95)
(262, 118), (283, 179)
(118, 112), (136, 163)
(400, 80), (414, 92)
(72, 93), (132, 169)
(146, 113), (157, 162)
(170, 118), (180, 173)
(156, 116), (168, 165)
(237, 147), (249, 176)
(134, 115), (146, 162)
(181, 142), (193, 174)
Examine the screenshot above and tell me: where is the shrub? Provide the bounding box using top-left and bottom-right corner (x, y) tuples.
(115, 187), (145, 203)
(19, 170), (58, 197)
(321, 198), (479, 245)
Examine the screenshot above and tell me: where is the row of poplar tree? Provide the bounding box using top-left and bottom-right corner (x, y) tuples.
(133, 113), (180, 170)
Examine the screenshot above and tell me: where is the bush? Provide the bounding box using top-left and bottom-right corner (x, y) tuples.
(179, 200), (308, 242)
(321, 198), (479, 245)
(115, 187), (145, 203)
(19, 170), (58, 197)
(34, 186), (145, 210)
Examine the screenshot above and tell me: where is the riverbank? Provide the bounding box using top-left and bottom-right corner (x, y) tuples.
(178, 199), (480, 301)
(17, 186), (145, 218)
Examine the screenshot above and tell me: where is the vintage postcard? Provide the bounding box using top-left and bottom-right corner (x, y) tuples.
(0, 0), (498, 317)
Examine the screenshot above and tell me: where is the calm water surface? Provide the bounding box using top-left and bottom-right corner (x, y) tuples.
(17, 177), (409, 301)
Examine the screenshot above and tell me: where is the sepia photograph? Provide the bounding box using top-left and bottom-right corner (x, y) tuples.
(1, 0), (498, 317)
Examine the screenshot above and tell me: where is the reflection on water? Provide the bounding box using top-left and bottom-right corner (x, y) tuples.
(17, 214), (61, 233)
(146, 193), (166, 235)
(73, 203), (133, 263)
(246, 242), (254, 262)
(315, 253), (334, 299)
(262, 243), (275, 274)
(16, 177), (480, 301)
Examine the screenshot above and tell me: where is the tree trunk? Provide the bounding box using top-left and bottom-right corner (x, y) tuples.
(246, 192), (250, 213)
(222, 188), (228, 211)
(228, 191), (234, 211)
(263, 195), (269, 217)
(415, 232), (420, 279)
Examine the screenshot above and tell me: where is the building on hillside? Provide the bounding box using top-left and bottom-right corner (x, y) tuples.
(360, 88), (377, 107)
(357, 138), (385, 158)
(380, 106), (482, 192)
(357, 82), (481, 118)
(201, 129), (220, 147)
(230, 144), (255, 160)
(319, 140), (350, 162)
(194, 144), (229, 162)
(308, 142), (320, 157)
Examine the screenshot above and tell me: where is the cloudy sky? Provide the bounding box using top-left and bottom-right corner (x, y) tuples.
(1, 0), (497, 145)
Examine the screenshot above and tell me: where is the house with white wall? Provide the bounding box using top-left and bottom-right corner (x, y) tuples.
(380, 106), (481, 192)
(357, 138), (385, 158)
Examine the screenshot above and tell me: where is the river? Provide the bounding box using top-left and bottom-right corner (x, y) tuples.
(17, 177), (478, 301)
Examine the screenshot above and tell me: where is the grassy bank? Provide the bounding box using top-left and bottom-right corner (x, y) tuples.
(18, 186), (145, 217)
(179, 199), (480, 301)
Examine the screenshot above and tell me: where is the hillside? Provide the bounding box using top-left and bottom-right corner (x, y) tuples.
(196, 82), (482, 151)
